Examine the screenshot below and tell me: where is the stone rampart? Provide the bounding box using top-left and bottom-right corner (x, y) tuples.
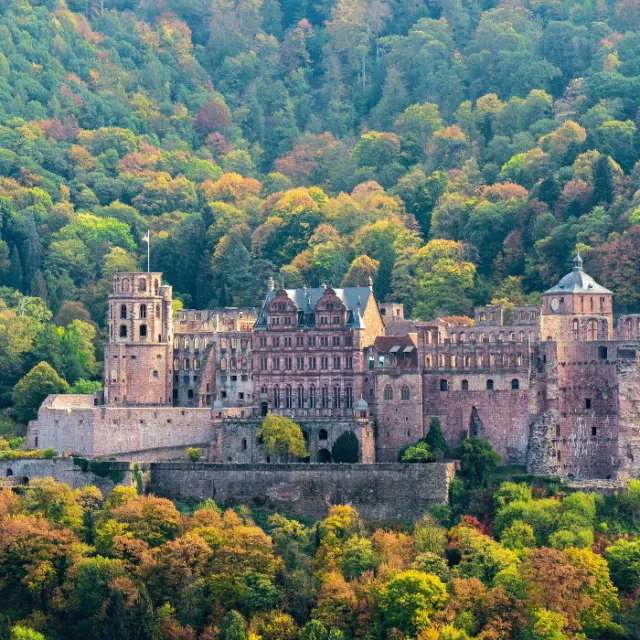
(149, 461), (455, 521)
(0, 457), (134, 493)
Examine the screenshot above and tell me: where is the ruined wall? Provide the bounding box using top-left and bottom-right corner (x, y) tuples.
(150, 462), (456, 521)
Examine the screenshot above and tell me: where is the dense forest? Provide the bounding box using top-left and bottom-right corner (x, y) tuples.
(3, 461), (640, 640)
(2, 0), (640, 416)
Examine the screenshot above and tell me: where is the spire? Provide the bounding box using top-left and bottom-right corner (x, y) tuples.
(573, 252), (583, 271)
(268, 277), (275, 291)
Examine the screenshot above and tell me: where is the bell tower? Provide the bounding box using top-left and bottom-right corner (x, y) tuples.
(540, 254), (614, 342)
(104, 272), (173, 406)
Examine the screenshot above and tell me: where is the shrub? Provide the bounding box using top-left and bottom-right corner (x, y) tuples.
(402, 441), (433, 463)
(187, 447), (201, 463)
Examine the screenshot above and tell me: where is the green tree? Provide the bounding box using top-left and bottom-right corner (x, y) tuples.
(258, 414), (308, 459)
(455, 437), (502, 489)
(331, 431), (359, 463)
(12, 362), (69, 424)
(424, 418), (447, 459)
(378, 570), (448, 635)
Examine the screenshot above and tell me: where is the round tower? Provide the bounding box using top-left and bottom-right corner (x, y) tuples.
(104, 272), (173, 405)
(540, 254), (613, 342)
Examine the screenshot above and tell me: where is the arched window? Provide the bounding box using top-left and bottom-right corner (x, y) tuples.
(120, 304), (127, 320)
(140, 304), (147, 319)
(297, 385), (304, 409)
(285, 385), (293, 409)
(519, 331), (524, 342)
(122, 278), (130, 292)
(173, 358), (179, 370)
(401, 385), (410, 400)
(154, 279), (159, 295)
(193, 359), (200, 370)
(461, 379), (469, 391)
(139, 278), (147, 292)
(425, 356), (432, 367)
(486, 379), (494, 390)
(241, 438), (247, 451)
(184, 359), (190, 370)
(511, 379), (520, 390)
(459, 333), (465, 342)
(274, 386), (280, 408)
(384, 386), (393, 401)
(309, 385), (316, 409)
(440, 379), (448, 392)
(194, 337), (200, 349)
(120, 325), (127, 338)
(319, 429), (328, 440)
(517, 354), (523, 366)
(587, 320), (598, 341)
(220, 357), (227, 371)
(173, 337), (179, 349)
(321, 385), (329, 409)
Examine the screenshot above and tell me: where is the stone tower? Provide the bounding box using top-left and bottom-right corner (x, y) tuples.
(540, 253), (614, 343)
(104, 272), (173, 406)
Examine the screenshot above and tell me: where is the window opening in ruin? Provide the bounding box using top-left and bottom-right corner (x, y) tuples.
(592, 427), (597, 437)
(120, 325), (127, 338)
(461, 380), (469, 391)
(319, 429), (328, 440)
(585, 398), (592, 409)
(440, 379), (448, 392)
(486, 379), (494, 390)
(511, 379), (519, 390)
(120, 305), (127, 319)
(139, 278), (147, 292)
(599, 346), (608, 359)
(140, 324), (147, 338)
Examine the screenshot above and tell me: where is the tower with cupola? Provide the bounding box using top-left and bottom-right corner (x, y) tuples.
(540, 253), (614, 343)
(104, 272), (174, 406)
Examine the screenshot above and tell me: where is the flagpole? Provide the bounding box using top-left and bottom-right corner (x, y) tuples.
(147, 230), (150, 273)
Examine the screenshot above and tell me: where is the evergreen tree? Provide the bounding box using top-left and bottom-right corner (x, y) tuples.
(331, 431), (359, 463)
(593, 155), (614, 206)
(424, 417), (448, 459)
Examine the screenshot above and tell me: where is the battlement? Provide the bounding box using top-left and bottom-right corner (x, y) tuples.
(474, 305), (539, 326)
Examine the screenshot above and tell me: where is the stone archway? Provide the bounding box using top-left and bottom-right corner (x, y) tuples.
(317, 448), (332, 463)
(5, 469), (13, 477)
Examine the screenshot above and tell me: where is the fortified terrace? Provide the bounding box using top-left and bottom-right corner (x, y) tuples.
(26, 255), (640, 481)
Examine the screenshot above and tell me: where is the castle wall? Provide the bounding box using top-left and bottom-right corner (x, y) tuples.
(27, 398), (221, 458)
(219, 418), (375, 464)
(149, 461), (455, 521)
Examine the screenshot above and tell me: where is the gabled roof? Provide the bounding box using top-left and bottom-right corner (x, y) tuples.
(255, 285), (373, 329)
(544, 254), (612, 295)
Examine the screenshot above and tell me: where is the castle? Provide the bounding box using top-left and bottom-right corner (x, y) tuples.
(26, 256), (640, 480)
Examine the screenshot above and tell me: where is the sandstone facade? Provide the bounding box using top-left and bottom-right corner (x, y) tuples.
(26, 257), (640, 480)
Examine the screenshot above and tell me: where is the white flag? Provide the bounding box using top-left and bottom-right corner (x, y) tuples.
(143, 230), (150, 243)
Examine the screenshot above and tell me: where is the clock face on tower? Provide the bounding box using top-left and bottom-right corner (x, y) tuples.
(550, 297), (559, 311)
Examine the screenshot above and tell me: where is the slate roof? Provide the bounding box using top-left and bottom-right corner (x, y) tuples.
(255, 286), (372, 329)
(544, 254), (612, 295)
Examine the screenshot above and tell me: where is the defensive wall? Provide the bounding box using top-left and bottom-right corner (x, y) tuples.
(0, 458), (455, 521)
(150, 461), (456, 521)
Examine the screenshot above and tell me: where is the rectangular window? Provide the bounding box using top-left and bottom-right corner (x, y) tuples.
(297, 357), (305, 370)
(333, 356), (341, 369)
(260, 357), (268, 370)
(284, 337), (292, 347)
(296, 336), (304, 347)
(585, 398), (592, 409)
(284, 316), (292, 325)
(346, 386), (353, 409)
(332, 336), (341, 346)
(321, 357), (329, 370)
(309, 357), (317, 370)
(285, 357), (292, 370)
(273, 337), (280, 348)
(345, 336), (353, 347)
(320, 316), (328, 325)
(332, 316), (340, 324)
(345, 356), (353, 370)
(140, 324), (147, 337)
(273, 358), (280, 370)
(308, 336), (316, 347)
(259, 337), (267, 348)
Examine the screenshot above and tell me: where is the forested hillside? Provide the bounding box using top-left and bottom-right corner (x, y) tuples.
(2, 473), (640, 640)
(2, 0), (640, 412)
